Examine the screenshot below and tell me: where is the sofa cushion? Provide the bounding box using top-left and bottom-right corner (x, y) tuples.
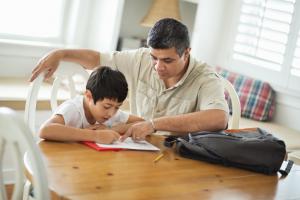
(216, 67), (276, 121)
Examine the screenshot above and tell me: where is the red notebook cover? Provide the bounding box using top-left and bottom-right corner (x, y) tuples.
(82, 141), (123, 151)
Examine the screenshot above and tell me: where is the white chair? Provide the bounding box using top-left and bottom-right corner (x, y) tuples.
(23, 62), (89, 200)
(25, 62), (90, 134)
(0, 107), (50, 200)
(221, 77), (241, 129)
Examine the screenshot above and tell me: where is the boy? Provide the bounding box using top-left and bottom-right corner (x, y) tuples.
(39, 66), (143, 144)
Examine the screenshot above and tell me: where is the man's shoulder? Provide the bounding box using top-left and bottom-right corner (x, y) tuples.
(190, 57), (217, 76)
(119, 47), (150, 56)
(130, 47), (151, 59)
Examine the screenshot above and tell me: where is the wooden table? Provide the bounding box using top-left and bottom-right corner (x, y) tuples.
(36, 136), (300, 200)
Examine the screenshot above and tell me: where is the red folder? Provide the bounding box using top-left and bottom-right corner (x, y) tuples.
(82, 141), (123, 151)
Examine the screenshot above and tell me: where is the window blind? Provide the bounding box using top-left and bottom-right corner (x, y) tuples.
(233, 0), (295, 71)
(291, 30), (300, 77)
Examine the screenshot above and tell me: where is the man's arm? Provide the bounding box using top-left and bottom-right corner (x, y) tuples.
(39, 115), (120, 144)
(30, 49), (100, 81)
(126, 114), (144, 123)
(151, 109), (228, 133)
(121, 109), (228, 141)
(110, 114), (145, 134)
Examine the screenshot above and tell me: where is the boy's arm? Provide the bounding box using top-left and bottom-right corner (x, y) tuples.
(39, 115), (120, 144)
(110, 114), (144, 134)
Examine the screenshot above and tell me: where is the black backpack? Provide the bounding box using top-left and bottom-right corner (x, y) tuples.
(164, 128), (293, 175)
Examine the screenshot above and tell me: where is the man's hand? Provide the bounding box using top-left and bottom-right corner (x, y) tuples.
(30, 50), (62, 82)
(120, 121), (155, 142)
(94, 130), (120, 144)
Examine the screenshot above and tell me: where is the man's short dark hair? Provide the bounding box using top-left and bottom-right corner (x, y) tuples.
(147, 18), (190, 56)
(86, 66), (128, 104)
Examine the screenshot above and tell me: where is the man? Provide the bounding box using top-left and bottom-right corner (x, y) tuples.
(30, 18), (229, 141)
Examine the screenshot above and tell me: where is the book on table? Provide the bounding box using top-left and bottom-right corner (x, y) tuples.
(83, 137), (160, 151)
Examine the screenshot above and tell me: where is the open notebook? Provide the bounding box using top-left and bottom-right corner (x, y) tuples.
(83, 137), (160, 151)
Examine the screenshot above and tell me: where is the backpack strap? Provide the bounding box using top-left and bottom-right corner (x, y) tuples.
(279, 160), (294, 176)
(164, 135), (179, 147)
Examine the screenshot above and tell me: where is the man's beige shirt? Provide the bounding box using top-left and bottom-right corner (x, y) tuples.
(101, 48), (229, 120)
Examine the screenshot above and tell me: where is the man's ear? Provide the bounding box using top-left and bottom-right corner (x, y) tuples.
(85, 90), (93, 103)
(184, 48), (191, 59)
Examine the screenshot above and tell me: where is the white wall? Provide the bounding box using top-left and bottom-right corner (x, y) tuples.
(119, 0), (197, 41)
(87, 0), (125, 52)
(0, 41), (60, 77)
(191, 0), (226, 64)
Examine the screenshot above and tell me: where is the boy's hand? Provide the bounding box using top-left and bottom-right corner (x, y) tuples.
(94, 130), (120, 144)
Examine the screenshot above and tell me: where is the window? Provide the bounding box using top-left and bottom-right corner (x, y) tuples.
(230, 0), (300, 92)
(0, 0), (67, 43)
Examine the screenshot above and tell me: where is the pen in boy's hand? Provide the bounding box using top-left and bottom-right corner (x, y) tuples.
(153, 153), (164, 163)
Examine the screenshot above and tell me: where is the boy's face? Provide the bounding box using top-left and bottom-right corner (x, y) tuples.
(87, 95), (122, 123)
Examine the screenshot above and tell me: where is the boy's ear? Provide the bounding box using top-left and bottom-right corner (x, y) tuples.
(85, 90), (93, 102)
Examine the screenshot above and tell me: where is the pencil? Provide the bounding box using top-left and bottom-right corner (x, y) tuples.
(153, 153), (164, 163)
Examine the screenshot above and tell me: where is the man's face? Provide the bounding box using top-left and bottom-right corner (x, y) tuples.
(150, 47), (190, 81)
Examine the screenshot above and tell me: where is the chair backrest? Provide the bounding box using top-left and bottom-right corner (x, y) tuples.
(0, 107), (50, 200)
(25, 62), (90, 133)
(221, 77), (241, 129)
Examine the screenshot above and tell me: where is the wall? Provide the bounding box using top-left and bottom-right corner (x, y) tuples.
(191, 0), (227, 63)
(87, 0), (125, 52)
(119, 0), (152, 39)
(119, 0), (198, 47)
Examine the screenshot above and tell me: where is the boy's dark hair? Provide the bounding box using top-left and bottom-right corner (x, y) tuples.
(147, 18), (190, 56)
(86, 66), (128, 104)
